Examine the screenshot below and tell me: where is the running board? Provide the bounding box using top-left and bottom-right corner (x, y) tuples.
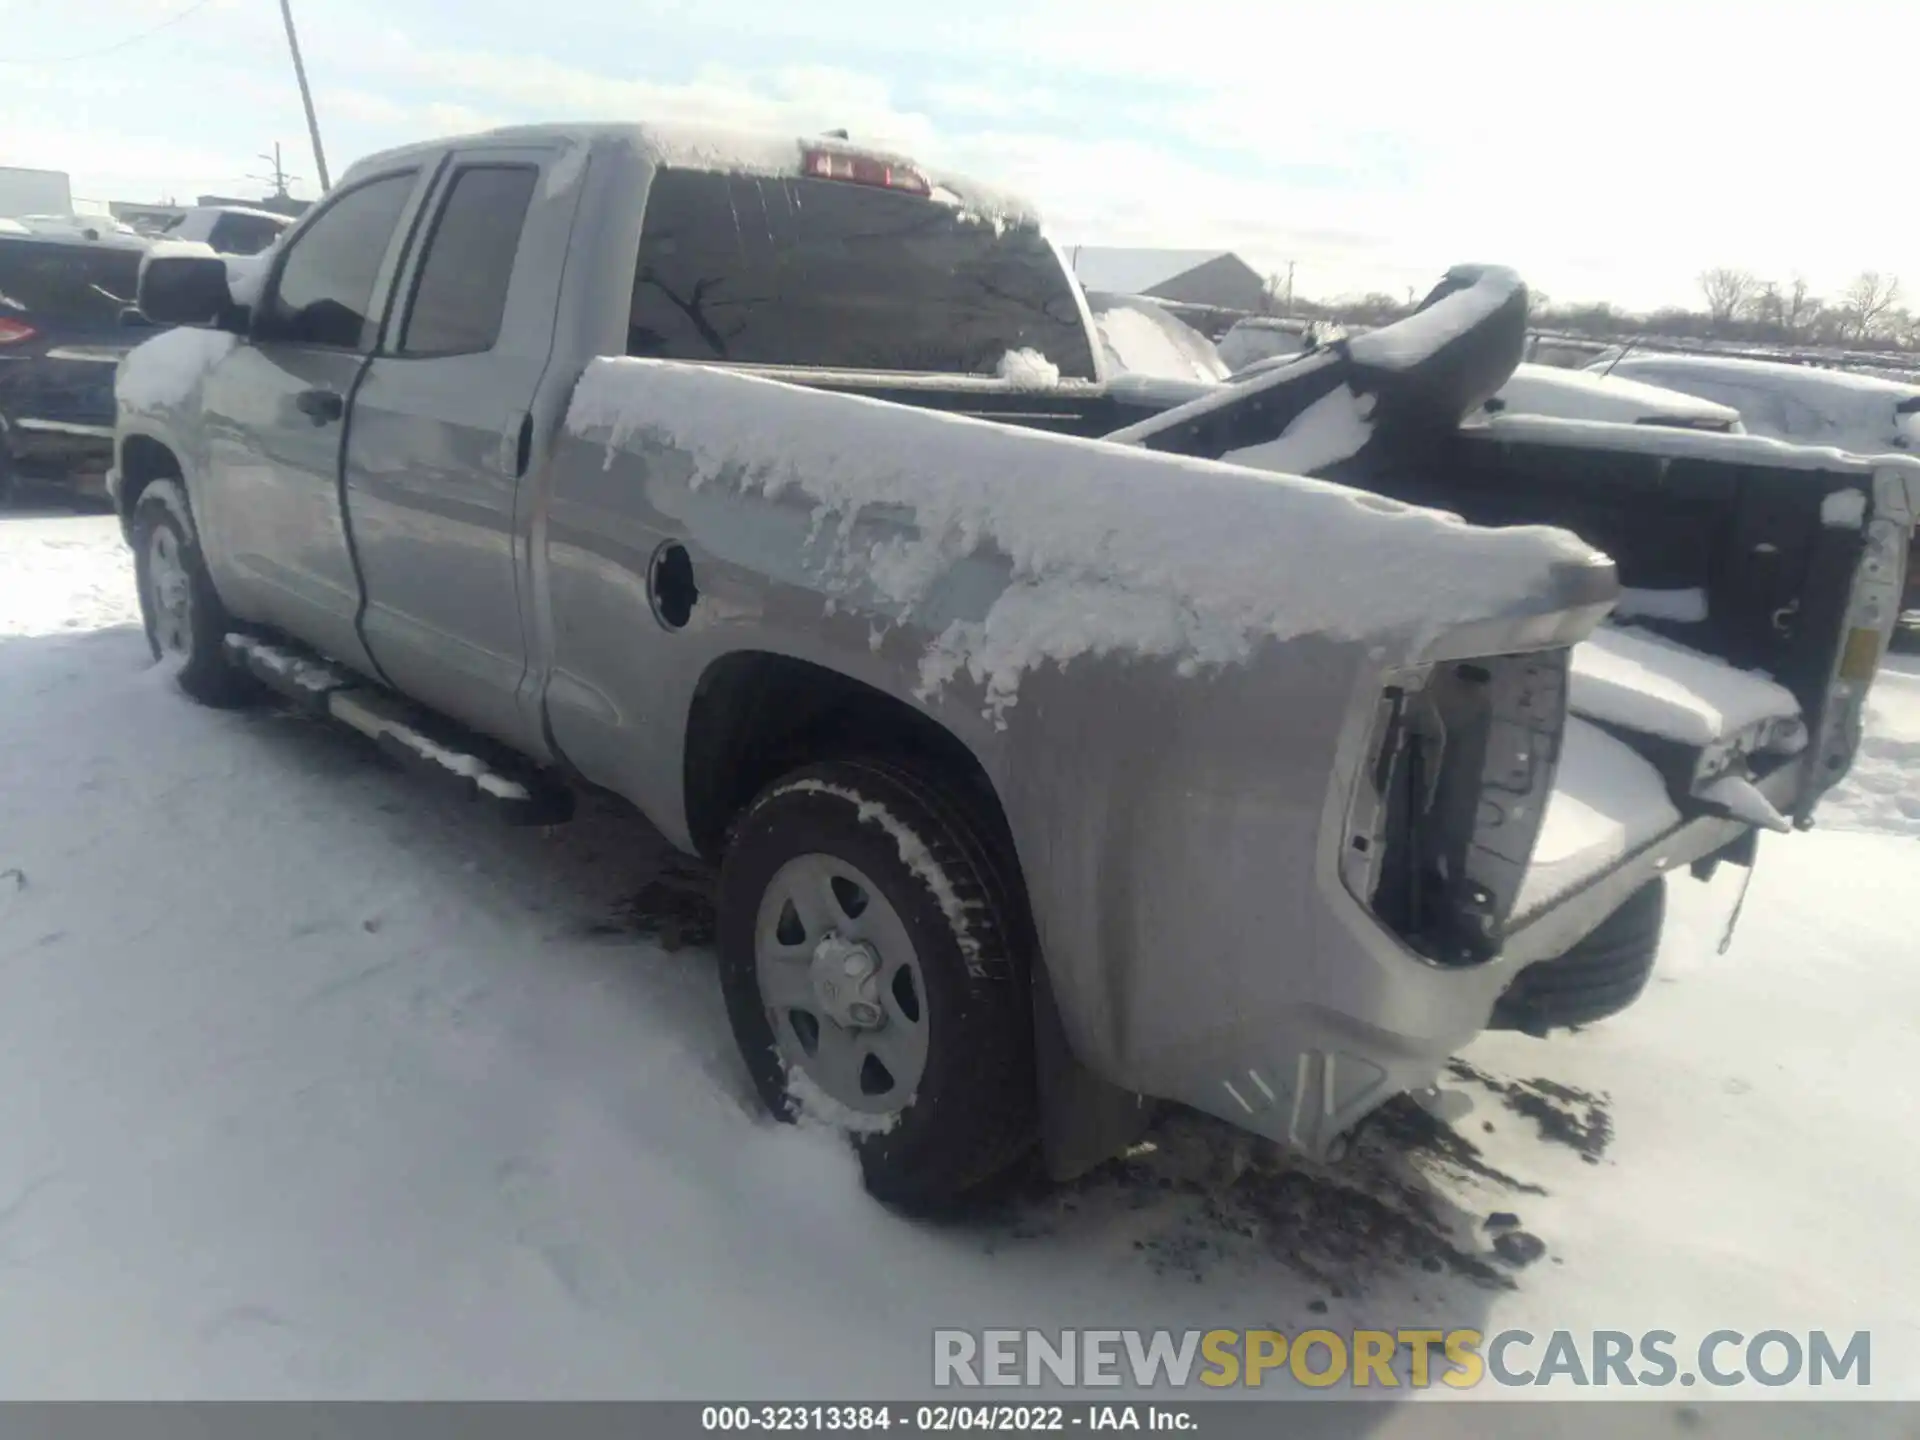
(223, 634), (573, 826)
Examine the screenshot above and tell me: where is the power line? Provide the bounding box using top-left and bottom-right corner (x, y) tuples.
(0, 0), (219, 65)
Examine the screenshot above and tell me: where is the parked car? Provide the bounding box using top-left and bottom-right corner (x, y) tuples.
(0, 227), (148, 504)
(113, 122), (1916, 1210)
(157, 205), (292, 258)
(1588, 353), (1920, 630)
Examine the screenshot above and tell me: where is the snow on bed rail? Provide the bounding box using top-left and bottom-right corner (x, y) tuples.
(567, 359), (1605, 722)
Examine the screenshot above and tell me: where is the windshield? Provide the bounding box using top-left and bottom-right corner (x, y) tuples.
(0, 238), (141, 324)
(627, 167), (1096, 379)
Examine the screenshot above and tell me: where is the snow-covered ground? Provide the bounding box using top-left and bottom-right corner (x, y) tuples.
(1, 510), (1916, 1404)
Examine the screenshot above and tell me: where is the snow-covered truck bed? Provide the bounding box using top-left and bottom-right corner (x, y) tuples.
(110, 122), (1917, 1211)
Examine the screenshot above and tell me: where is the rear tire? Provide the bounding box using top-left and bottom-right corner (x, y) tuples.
(1491, 879), (1666, 1035)
(131, 480), (260, 708)
(718, 757), (1037, 1212)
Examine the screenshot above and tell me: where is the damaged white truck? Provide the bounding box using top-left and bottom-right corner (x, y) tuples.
(113, 123), (1918, 1210)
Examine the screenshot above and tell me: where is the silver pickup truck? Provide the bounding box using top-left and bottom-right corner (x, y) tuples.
(113, 122), (1917, 1211)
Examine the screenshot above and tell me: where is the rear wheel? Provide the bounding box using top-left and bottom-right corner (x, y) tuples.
(132, 481), (259, 708)
(718, 757), (1037, 1211)
(1491, 879), (1666, 1035)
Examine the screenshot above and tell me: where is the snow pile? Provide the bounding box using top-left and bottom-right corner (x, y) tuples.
(1570, 625), (1805, 748)
(996, 348), (1060, 390)
(785, 1068), (901, 1136)
(1222, 386), (1376, 476)
(0, 514), (136, 638)
(1093, 305), (1230, 385)
(1514, 718), (1682, 916)
(1821, 488), (1868, 528)
(568, 359), (1602, 723)
(1821, 654), (1920, 839)
(115, 326), (240, 418)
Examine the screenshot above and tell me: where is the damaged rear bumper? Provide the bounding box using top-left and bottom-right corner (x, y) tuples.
(1147, 753), (1806, 1162)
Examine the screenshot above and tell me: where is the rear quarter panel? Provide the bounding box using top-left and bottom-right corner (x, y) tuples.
(539, 357), (1615, 1146)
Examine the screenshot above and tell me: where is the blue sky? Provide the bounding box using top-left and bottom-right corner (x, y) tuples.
(4, 0), (1914, 310)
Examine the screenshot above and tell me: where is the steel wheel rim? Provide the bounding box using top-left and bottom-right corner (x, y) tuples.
(147, 525), (193, 657)
(755, 852), (930, 1115)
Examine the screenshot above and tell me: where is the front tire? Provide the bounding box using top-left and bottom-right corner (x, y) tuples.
(131, 480), (259, 708)
(718, 757), (1038, 1211)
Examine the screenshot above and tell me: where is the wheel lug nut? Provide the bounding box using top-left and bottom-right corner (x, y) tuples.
(849, 1002), (881, 1026)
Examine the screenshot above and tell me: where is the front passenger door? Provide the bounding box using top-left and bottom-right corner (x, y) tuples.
(194, 168), (429, 672)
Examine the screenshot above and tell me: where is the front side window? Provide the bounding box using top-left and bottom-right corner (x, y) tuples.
(627, 168), (1096, 379)
(258, 172), (416, 350)
(400, 165), (538, 357)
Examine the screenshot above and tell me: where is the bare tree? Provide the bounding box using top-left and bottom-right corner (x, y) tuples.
(1698, 267), (1755, 330)
(1784, 275), (1817, 337)
(1840, 271), (1901, 341)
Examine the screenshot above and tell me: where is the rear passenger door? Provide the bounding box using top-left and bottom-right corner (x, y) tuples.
(343, 143), (585, 756)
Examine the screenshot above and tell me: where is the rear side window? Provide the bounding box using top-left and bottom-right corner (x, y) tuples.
(259, 171), (416, 350)
(400, 165), (538, 356)
(627, 168), (1096, 379)
(0, 239), (142, 325)
(206, 213), (286, 257)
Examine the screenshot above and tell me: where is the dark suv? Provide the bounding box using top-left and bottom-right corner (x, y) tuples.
(0, 231), (147, 504)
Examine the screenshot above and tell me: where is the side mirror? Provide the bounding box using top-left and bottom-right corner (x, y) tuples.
(137, 254), (240, 331)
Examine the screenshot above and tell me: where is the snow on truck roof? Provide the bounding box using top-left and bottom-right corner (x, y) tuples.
(343, 121), (1040, 227)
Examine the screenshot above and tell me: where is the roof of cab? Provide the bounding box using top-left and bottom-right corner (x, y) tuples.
(338, 121), (1040, 227)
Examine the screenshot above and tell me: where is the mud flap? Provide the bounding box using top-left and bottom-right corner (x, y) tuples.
(1031, 958), (1152, 1183)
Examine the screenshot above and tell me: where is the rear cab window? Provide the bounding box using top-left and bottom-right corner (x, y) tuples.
(399, 165), (539, 356)
(627, 168), (1095, 380)
(0, 239), (142, 328)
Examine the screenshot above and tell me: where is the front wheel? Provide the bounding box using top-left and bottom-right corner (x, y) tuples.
(718, 757), (1037, 1211)
(131, 480), (259, 708)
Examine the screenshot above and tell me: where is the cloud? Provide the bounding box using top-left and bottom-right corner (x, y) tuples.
(5, 0), (1913, 307)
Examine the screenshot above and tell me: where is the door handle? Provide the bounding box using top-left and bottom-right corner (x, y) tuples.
(295, 388), (344, 425)
(499, 411), (534, 477)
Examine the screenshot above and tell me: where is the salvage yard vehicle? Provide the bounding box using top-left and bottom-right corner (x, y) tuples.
(1584, 352), (1920, 633)
(0, 225), (148, 504)
(112, 123), (1919, 1210)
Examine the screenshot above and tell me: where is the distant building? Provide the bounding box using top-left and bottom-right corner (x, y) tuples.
(1068, 247), (1269, 314)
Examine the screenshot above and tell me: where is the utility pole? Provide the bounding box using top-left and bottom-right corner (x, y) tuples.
(1284, 260), (1296, 313)
(278, 0), (330, 192)
(249, 143), (297, 202)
